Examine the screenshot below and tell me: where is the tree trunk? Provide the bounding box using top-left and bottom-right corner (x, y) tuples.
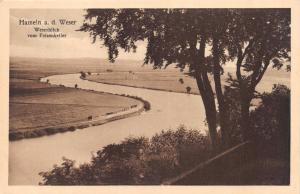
(236, 49), (251, 142)
(240, 94), (251, 141)
(193, 36), (219, 150)
(212, 37), (229, 147)
(194, 73), (218, 150)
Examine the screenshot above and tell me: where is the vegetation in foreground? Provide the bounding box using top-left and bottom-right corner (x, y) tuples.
(39, 85), (290, 185)
(39, 126), (211, 185)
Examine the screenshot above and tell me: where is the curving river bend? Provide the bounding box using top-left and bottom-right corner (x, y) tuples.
(9, 74), (206, 185)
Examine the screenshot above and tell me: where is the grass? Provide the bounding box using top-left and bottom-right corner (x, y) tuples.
(9, 56), (290, 139)
(9, 57), (147, 140)
(87, 71), (200, 94)
(86, 68), (290, 95)
(10, 56), (290, 96)
(10, 91), (140, 131)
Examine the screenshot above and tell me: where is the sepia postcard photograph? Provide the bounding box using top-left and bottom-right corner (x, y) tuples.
(0, 0), (299, 194)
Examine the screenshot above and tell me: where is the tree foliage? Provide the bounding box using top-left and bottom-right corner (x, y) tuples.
(80, 9), (222, 148)
(225, 9), (290, 139)
(79, 8), (290, 146)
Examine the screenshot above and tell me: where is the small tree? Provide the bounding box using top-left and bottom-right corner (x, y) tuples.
(178, 78), (184, 84)
(80, 71), (86, 79)
(186, 86), (191, 94)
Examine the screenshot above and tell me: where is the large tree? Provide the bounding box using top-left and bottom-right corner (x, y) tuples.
(79, 9), (290, 147)
(79, 9), (221, 149)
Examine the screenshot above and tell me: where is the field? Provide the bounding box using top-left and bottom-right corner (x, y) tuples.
(9, 56), (290, 138)
(11, 57), (289, 97)
(10, 88), (140, 131)
(9, 57), (143, 139)
(86, 66), (290, 95)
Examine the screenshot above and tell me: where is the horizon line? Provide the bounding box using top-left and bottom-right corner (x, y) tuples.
(9, 56), (144, 61)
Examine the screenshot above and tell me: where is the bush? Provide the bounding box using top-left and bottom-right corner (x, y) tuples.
(178, 78), (184, 84)
(44, 127), (56, 135)
(80, 71), (86, 79)
(250, 84), (290, 158)
(39, 126), (211, 185)
(35, 129), (48, 137)
(119, 94), (151, 111)
(142, 100), (151, 111)
(68, 126), (76, 132)
(223, 84), (290, 149)
(9, 132), (24, 141)
(186, 86), (191, 93)
(77, 124), (90, 129)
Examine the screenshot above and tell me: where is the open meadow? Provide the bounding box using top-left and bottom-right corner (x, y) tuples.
(86, 66), (290, 95)
(9, 57), (143, 139)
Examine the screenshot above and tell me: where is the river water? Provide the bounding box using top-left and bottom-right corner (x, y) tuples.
(9, 74), (206, 185)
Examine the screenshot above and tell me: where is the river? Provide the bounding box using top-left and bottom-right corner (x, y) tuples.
(9, 74), (206, 185)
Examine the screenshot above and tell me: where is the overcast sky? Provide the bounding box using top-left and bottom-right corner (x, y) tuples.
(10, 9), (146, 59)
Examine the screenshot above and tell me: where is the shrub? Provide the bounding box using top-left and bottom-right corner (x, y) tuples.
(39, 126), (210, 185)
(119, 94), (151, 111)
(77, 124), (90, 129)
(44, 128), (55, 135)
(35, 129), (48, 137)
(250, 84), (290, 158)
(186, 86), (191, 94)
(68, 126), (76, 132)
(80, 71), (86, 79)
(223, 84), (290, 149)
(178, 78), (184, 84)
(9, 132), (24, 141)
(142, 100), (151, 111)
